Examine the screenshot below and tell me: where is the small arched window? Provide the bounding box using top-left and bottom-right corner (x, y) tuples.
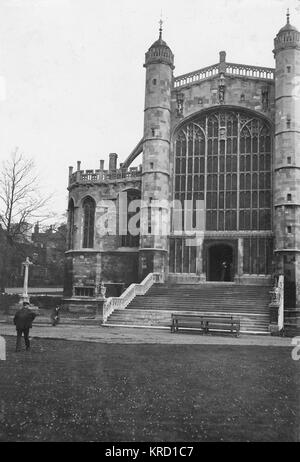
(67, 199), (75, 250)
(82, 196), (95, 248)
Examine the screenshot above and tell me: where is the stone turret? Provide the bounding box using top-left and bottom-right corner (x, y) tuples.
(139, 21), (174, 280)
(273, 11), (300, 307)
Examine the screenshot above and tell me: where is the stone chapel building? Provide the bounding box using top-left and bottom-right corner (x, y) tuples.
(63, 14), (300, 332)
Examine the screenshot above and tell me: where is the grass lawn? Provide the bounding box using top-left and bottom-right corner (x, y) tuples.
(0, 336), (299, 442)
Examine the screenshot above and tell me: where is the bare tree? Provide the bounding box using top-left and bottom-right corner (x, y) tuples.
(0, 149), (50, 292)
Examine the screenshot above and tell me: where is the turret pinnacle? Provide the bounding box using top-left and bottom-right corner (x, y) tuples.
(144, 21), (174, 69)
(273, 9), (300, 55)
(159, 18), (163, 41)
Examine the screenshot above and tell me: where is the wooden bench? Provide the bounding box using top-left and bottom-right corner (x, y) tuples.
(170, 314), (240, 337)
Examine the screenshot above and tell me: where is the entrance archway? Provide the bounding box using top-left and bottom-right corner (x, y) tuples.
(208, 244), (234, 281)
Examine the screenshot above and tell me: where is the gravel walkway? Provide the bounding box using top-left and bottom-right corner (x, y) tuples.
(0, 322), (294, 346)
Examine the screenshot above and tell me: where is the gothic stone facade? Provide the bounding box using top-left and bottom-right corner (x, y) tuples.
(64, 17), (300, 311)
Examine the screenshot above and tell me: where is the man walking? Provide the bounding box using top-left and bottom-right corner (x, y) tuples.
(14, 301), (36, 352)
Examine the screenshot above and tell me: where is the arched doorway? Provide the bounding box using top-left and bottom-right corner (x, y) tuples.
(208, 244), (234, 281)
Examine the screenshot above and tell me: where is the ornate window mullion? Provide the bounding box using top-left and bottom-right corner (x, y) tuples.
(181, 233), (184, 273)
(191, 125), (195, 234)
(257, 127), (261, 230)
(217, 113), (220, 231)
(204, 116), (208, 230)
(224, 123), (227, 231)
(250, 121), (253, 231)
(172, 140), (176, 234)
(224, 129), (227, 232)
(237, 114), (241, 231)
(270, 129), (274, 227)
(184, 130), (188, 237)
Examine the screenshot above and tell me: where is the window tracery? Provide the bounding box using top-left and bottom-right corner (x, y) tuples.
(173, 110), (272, 232)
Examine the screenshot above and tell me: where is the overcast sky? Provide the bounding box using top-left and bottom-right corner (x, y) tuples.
(0, 0), (299, 223)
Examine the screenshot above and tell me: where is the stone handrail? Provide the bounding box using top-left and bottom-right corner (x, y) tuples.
(103, 272), (162, 322)
(174, 62), (274, 89)
(269, 274), (284, 333)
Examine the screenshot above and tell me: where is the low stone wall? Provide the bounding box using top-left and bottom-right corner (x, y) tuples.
(29, 295), (63, 310)
(63, 298), (106, 322)
(63, 298), (98, 315)
(235, 275), (272, 285)
(0, 293), (63, 316)
(167, 273), (203, 284)
(0, 294), (20, 314)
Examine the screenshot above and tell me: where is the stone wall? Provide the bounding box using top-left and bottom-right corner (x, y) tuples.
(171, 74), (275, 133)
(64, 249), (139, 300)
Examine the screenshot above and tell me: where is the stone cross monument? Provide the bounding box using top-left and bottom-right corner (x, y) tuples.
(21, 257), (32, 303)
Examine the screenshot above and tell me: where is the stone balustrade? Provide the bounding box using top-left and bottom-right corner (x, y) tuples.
(69, 166), (142, 186)
(269, 274), (284, 334)
(225, 62), (274, 80)
(103, 272), (161, 322)
(174, 63), (219, 88)
(173, 62), (274, 89)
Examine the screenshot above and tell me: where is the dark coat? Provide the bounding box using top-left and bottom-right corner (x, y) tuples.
(14, 307), (36, 330)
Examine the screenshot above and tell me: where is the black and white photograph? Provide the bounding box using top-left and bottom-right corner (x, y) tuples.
(0, 0), (299, 446)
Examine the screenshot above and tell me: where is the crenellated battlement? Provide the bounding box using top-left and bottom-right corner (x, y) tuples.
(68, 163), (142, 187)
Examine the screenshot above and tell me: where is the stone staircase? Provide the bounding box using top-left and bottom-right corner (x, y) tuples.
(105, 282), (272, 334)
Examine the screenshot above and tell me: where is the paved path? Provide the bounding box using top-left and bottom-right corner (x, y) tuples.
(0, 322), (294, 346)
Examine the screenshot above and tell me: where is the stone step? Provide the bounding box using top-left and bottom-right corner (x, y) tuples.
(104, 323), (269, 335)
(105, 282), (272, 333)
(106, 320), (269, 333)
(107, 310), (270, 331)
(128, 299), (268, 305)
(150, 291), (270, 293)
(148, 285), (270, 291)
(128, 304), (268, 313)
(110, 309), (269, 318)
(108, 322), (268, 332)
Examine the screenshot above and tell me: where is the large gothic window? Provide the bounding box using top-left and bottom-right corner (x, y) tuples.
(67, 199), (75, 250)
(82, 196), (95, 248)
(173, 110), (272, 231)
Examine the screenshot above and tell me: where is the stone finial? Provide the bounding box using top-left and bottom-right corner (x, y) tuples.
(219, 51), (227, 74)
(219, 51), (226, 63)
(100, 159), (104, 170)
(159, 18), (163, 41)
(68, 166), (73, 176)
(77, 161), (81, 171)
(287, 8), (290, 25)
(109, 153), (118, 172)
